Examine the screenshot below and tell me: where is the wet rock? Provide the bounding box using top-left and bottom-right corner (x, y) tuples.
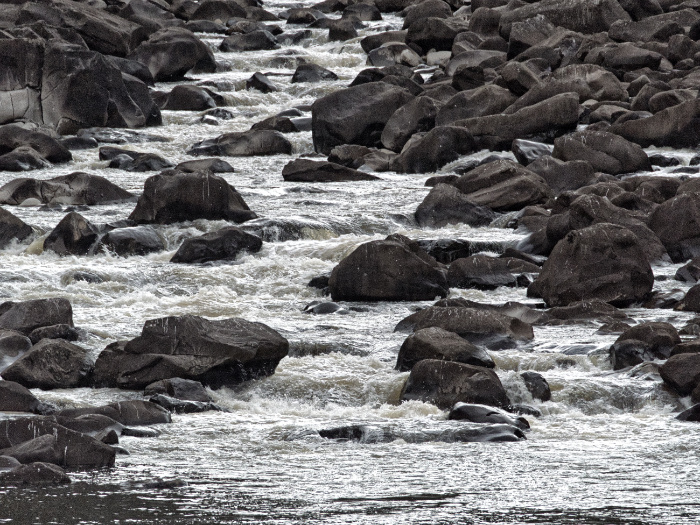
(159, 85), (218, 111)
(308, 274), (330, 290)
(28, 324), (78, 344)
(540, 300), (628, 325)
(97, 226), (165, 256)
(1, 339), (92, 389)
(0, 172), (135, 206)
(676, 258), (700, 283)
(148, 394), (220, 414)
(360, 30), (407, 53)
(282, 159), (379, 182)
(448, 402), (529, 430)
(396, 327), (495, 372)
(400, 359), (510, 409)
(91, 315), (289, 389)
(311, 82), (414, 155)
(128, 171), (256, 225)
(380, 97), (439, 153)
(676, 404), (700, 422)
(291, 63), (338, 83)
(0, 462), (70, 486)
(43, 212), (99, 256)
(414, 184), (496, 229)
(660, 353), (700, 396)
(220, 30), (279, 51)
(0, 330), (33, 360)
(435, 85), (516, 127)
(328, 234), (447, 301)
(0, 208), (32, 249)
(76, 128), (169, 145)
(610, 339), (658, 370)
(395, 306), (534, 349)
(303, 301), (347, 314)
(611, 100), (700, 149)
(144, 378), (213, 403)
(105, 56), (155, 86)
(393, 126), (477, 174)
(0, 146), (51, 171)
(447, 255), (540, 290)
(170, 227), (262, 264)
(0, 298), (73, 336)
(57, 401), (171, 426)
(406, 16), (469, 52)
(552, 130), (650, 176)
(188, 130), (292, 157)
(648, 193), (700, 263)
(528, 224), (654, 307)
(674, 284), (700, 313)
(511, 140), (553, 166)
(246, 72), (278, 93)
(520, 371), (551, 402)
(175, 158), (235, 174)
(527, 157), (596, 195)
(318, 422), (525, 443)
(327, 19), (358, 41)
(0, 381), (42, 413)
(129, 27), (216, 81)
(0, 125), (72, 164)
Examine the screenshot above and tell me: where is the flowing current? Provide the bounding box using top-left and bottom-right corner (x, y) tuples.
(2, 4), (700, 524)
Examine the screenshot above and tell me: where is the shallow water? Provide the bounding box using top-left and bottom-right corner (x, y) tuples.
(1, 3), (700, 524)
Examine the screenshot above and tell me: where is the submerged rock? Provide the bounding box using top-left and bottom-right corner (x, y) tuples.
(0, 462), (71, 486)
(318, 422), (525, 443)
(448, 403), (530, 430)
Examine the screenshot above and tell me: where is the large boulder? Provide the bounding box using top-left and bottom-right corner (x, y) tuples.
(328, 234), (448, 301)
(447, 254), (540, 289)
(281, 159), (380, 182)
(144, 378), (212, 402)
(435, 85), (517, 127)
(660, 353), (700, 396)
(128, 27), (216, 81)
(0, 125), (71, 164)
(188, 130), (292, 157)
(381, 97), (440, 152)
(393, 126), (477, 174)
(0, 39), (45, 125)
(170, 227), (262, 263)
(0, 172), (134, 206)
(97, 226), (165, 256)
(1, 339), (92, 389)
(552, 130), (651, 175)
(0, 298), (73, 336)
(610, 100), (700, 149)
(414, 184), (497, 228)
(91, 315), (289, 389)
(648, 193), (700, 263)
(0, 208), (33, 248)
(400, 359), (510, 409)
(311, 82), (414, 154)
(0, 462), (70, 486)
(43, 212), (99, 256)
(57, 400), (171, 426)
(128, 171), (257, 224)
(394, 306), (534, 349)
(0, 381), (42, 413)
(396, 327), (495, 372)
(528, 223), (653, 307)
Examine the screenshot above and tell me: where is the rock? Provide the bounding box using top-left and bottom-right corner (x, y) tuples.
(28, 324), (78, 344)
(0, 299), (73, 336)
(435, 85), (516, 127)
(144, 378), (212, 402)
(148, 394), (220, 414)
(91, 315), (289, 389)
(318, 422), (525, 443)
(448, 403), (529, 430)
(303, 301), (346, 314)
(327, 19), (358, 41)
(0, 147), (50, 171)
(188, 130), (292, 157)
(105, 56), (155, 86)
(220, 30), (279, 51)
(660, 353), (700, 396)
(406, 16), (469, 52)
(246, 72), (278, 93)
(414, 184), (496, 228)
(170, 227), (262, 263)
(0, 208), (32, 248)
(511, 140), (553, 166)
(676, 258), (700, 283)
(328, 234), (447, 301)
(520, 371), (551, 402)
(160, 85), (218, 111)
(0, 381), (41, 413)
(527, 157), (596, 194)
(528, 224), (654, 307)
(676, 404), (700, 422)
(0, 172), (135, 206)
(394, 306), (534, 349)
(1, 339), (92, 389)
(611, 100), (700, 149)
(396, 327), (495, 372)
(128, 171), (256, 225)
(400, 359), (510, 409)
(610, 339), (657, 370)
(43, 212), (99, 256)
(393, 126), (477, 174)
(311, 82), (414, 155)
(648, 193), (700, 263)
(447, 255), (540, 290)
(380, 97), (439, 153)
(175, 158), (235, 174)
(674, 284), (700, 312)
(57, 400), (171, 426)
(0, 330), (33, 360)
(97, 226), (165, 256)
(281, 159), (379, 182)
(291, 63), (338, 83)
(0, 125), (72, 163)
(0, 462), (70, 486)
(552, 130), (651, 175)
(129, 27), (216, 81)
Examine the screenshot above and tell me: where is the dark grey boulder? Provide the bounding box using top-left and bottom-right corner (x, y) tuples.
(0, 381), (41, 413)
(393, 126), (477, 174)
(610, 339), (657, 370)
(57, 400), (171, 426)
(328, 234), (447, 301)
(246, 72), (278, 93)
(676, 404), (700, 422)
(108, 152), (174, 172)
(511, 140), (553, 166)
(291, 63), (338, 83)
(327, 19), (358, 41)
(414, 184), (496, 228)
(281, 159), (379, 182)
(220, 30), (279, 51)
(144, 378), (212, 402)
(0, 208), (32, 248)
(406, 16), (469, 52)
(0, 147), (50, 171)
(520, 371), (551, 402)
(674, 284), (700, 313)
(648, 193), (700, 263)
(396, 327), (495, 372)
(28, 324), (78, 344)
(435, 85), (516, 127)
(400, 359), (510, 409)
(0, 462), (70, 486)
(148, 394), (221, 414)
(97, 226), (165, 256)
(0, 298), (73, 336)
(318, 422), (525, 443)
(660, 353), (700, 396)
(552, 130), (650, 175)
(0, 125), (72, 164)
(160, 85), (218, 111)
(188, 130), (292, 157)
(447, 254), (540, 290)
(91, 315), (289, 389)
(128, 171), (256, 225)
(1, 339), (92, 389)
(527, 157), (596, 194)
(43, 212), (99, 256)
(610, 100), (700, 149)
(448, 403), (529, 430)
(676, 258), (700, 283)
(175, 158), (235, 173)
(170, 227), (262, 263)
(0, 330), (33, 360)
(381, 97), (439, 153)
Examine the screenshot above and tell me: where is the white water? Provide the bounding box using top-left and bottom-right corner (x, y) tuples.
(1, 4), (700, 524)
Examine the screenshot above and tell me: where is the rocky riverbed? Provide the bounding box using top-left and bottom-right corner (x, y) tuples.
(2, 0), (700, 523)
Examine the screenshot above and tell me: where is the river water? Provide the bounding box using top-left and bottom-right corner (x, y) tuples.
(1, 3), (700, 524)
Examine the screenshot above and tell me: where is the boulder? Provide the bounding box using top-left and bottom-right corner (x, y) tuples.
(520, 371), (551, 401)
(128, 27), (216, 81)
(527, 157), (596, 194)
(0, 208), (32, 248)
(0, 331), (33, 360)
(144, 378), (212, 402)
(0, 381), (42, 413)
(246, 72), (278, 93)
(610, 100), (700, 149)
(676, 404), (700, 422)
(0, 147), (50, 171)
(43, 212), (99, 256)
(318, 422), (525, 443)
(393, 126), (477, 174)
(0, 172), (134, 206)
(328, 234), (448, 301)
(414, 184), (496, 228)
(396, 327), (495, 371)
(676, 258), (700, 283)
(0, 125), (71, 164)
(170, 227), (262, 263)
(528, 223), (654, 307)
(435, 85), (516, 127)
(311, 82), (414, 154)
(291, 63), (338, 83)
(0, 39), (45, 125)
(447, 254), (540, 289)
(381, 97), (440, 153)
(610, 339), (657, 370)
(128, 171), (257, 224)
(175, 158), (235, 174)
(160, 85), (218, 111)
(107, 152), (174, 172)
(0, 298), (73, 336)
(188, 130), (292, 157)
(448, 403), (530, 430)
(674, 284), (700, 313)
(660, 353), (700, 396)
(0, 462), (70, 486)
(91, 315), (289, 389)
(281, 159), (380, 182)
(148, 394), (220, 414)
(394, 306), (534, 349)
(406, 17), (469, 52)
(552, 130), (650, 175)
(220, 30), (279, 52)
(28, 324), (78, 344)
(400, 359), (510, 409)
(97, 226), (165, 256)
(57, 400), (171, 426)
(648, 193), (700, 263)
(1, 339), (92, 389)
(608, 9), (698, 42)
